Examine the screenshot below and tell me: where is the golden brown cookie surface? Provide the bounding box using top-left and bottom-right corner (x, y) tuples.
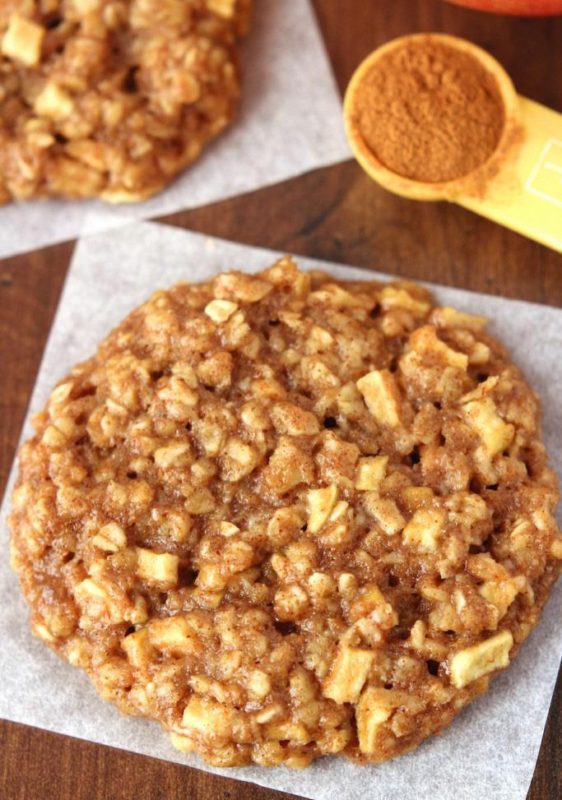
(10, 260), (561, 767)
(0, 0), (252, 203)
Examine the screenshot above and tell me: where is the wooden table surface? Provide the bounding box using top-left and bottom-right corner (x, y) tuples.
(1, 1), (561, 798)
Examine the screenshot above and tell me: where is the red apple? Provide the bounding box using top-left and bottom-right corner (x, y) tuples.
(445, 0), (562, 14)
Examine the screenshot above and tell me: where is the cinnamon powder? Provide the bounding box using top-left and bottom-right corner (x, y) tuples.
(351, 37), (506, 183)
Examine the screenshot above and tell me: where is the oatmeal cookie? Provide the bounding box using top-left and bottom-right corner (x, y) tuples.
(0, 0), (252, 203)
(9, 260), (561, 767)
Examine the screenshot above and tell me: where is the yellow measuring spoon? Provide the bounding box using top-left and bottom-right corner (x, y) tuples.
(344, 34), (562, 253)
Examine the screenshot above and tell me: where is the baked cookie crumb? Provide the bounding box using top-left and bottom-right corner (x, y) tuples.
(10, 259), (561, 767)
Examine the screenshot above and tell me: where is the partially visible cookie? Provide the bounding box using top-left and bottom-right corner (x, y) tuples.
(0, 0), (252, 203)
(9, 259), (561, 768)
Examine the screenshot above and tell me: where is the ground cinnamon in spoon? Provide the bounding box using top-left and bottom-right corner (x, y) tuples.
(350, 36), (506, 182)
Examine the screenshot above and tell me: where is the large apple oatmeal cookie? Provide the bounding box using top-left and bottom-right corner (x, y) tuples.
(0, 0), (252, 203)
(9, 260), (561, 767)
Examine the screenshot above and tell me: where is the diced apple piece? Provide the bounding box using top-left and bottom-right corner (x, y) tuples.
(363, 496), (405, 536)
(406, 325), (468, 370)
(380, 286), (430, 316)
(402, 508), (446, 552)
(222, 437), (259, 480)
(136, 548), (179, 586)
(34, 82), (75, 120)
(307, 484), (338, 534)
(462, 397), (514, 458)
(431, 306), (487, 331)
(154, 442), (190, 468)
(355, 455), (388, 492)
(74, 577), (107, 601)
(469, 342), (491, 366)
(218, 521), (240, 537)
(356, 687), (409, 754)
(322, 500), (351, 545)
(479, 578), (524, 619)
(74, 577), (123, 623)
(122, 627), (151, 668)
(2, 14), (44, 66)
(214, 272), (272, 303)
(92, 522), (127, 552)
(356, 370), (401, 428)
(263, 437), (315, 494)
(349, 583), (397, 628)
(265, 720), (311, 744)
(181, 695), (234, 738)
(169, 732), (196, 753)
(247, 669), (272, 699)
(149, 616), (194, 651)
(449, 630), (513, 688)
(204, 299), (238, 323)
(323, 646), (374, 703)
(270, 401), (320, 436)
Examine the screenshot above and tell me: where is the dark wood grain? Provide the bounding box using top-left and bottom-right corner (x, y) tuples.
(1, 1), (560, 799)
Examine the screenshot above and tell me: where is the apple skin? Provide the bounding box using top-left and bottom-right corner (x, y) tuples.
(445, 0), (562, 14)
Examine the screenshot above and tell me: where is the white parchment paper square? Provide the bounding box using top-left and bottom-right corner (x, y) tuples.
(1, 221), (561, 800)
(0, 0), (350, 259)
